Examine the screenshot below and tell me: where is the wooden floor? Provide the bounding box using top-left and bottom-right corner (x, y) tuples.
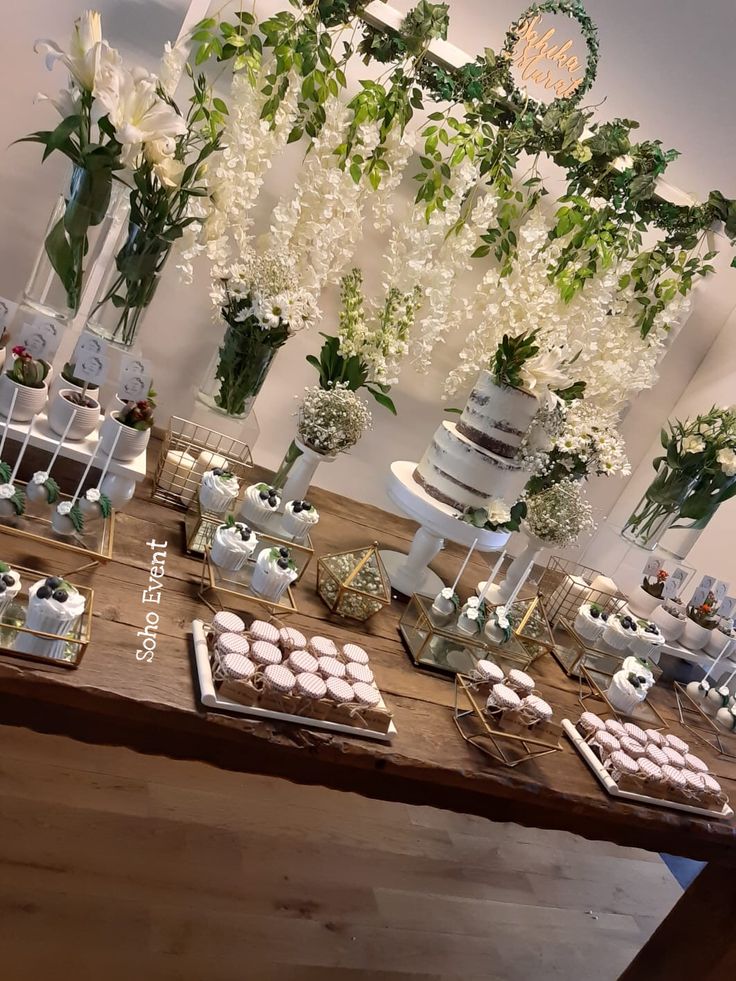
(0, 725), (683, 980)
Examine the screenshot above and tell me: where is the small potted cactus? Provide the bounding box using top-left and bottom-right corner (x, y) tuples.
(682, 592), (720, 651)
(48, 388), (101, 441)
(0, 346), (50, 421)
(100, 395), (155, 462)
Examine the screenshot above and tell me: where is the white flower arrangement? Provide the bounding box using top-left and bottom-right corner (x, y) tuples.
(524, 479), (595, 548)
(212, 249), (318, 335)
(297, 384), (373, 457)
(523, 399), (631, 493)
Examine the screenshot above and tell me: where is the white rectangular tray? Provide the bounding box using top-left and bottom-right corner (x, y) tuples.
(191, 619), (396, 743)
(562, 719), (733, 820)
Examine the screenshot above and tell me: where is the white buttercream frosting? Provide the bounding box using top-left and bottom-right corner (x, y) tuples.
(28, 578), (86, 621)
(214, 522), (257, 557)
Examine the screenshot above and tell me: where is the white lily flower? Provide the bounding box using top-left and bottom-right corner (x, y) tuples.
(94, 64), (186, 160)
(717, 447), (736, 477)
(520, 347), (571, 394)
(35, 86), (80, 119)
(682, 435), (705, 455)
(35, 10), (120, 93)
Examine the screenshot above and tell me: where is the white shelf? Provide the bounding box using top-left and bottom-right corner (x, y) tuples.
(2, 411), (147, 482)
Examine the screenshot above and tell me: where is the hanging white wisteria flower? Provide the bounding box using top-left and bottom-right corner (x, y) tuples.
(384, 161), (499, 372)
(443, 208), (691, 410)
(269, 95), (415, 293)
(337, 268), (422, 387)
(178, 59), (300, 281)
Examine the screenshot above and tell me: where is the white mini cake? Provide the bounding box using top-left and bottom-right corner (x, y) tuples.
(210, 520), (258, 571)
(414, 421), (530, 512)
(238, 483), (281, 527)
(282, 500), (319, 541)
(574, 603), (607, 643)
(606, 669), (649, 714)
(601, 614), (637, 651)
(0, 562), (22, 616)
(628, 620), (665, 659)
(251, 546), (298, 601)
(16, 576), (86, 660)
(198, 468), (240, 514)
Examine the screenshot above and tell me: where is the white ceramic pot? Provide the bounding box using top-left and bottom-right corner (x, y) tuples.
(105, 393), (126, 417)
(99, 412), (150, 462)
(99, 473), (136, 510)
(50, 373), (99, 401)
(651, 604), (685, 643)
(680, 617), (713, 651)
(627, 587), (662, 618)
(0, 374), (48, 422)
(706, 630), (734, 658)
(48, 389), (101, 441)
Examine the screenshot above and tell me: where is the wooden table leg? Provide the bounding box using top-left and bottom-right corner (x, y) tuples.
(619, 862), (736, 979)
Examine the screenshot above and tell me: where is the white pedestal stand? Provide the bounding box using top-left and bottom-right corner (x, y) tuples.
(381, 461), (510, 597)
(478, 532), (547, 605)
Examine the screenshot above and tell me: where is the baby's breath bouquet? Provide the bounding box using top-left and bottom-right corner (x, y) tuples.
(297, 385), (372, 457)
(525, 479), (595, 548)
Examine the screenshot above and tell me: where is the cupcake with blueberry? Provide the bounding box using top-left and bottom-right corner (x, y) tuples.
(251, 546), (298, 602)
(0, 562), (21, 616)
(628, 619), (665, 659)
(16, 575), (86, 660)
(574, 603), (607, 644)
(281, 500), (319, 541)
(198, 467), (240, 515)
(210, 515), (258, 572)
(601, 613), (637, 652)
(606, 669), (650, 715)
(238, 482), (281, 527)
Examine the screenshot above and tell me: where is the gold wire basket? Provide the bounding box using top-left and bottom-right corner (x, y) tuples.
(316, 543), (391, 622)
(538, 556), (628, 625)
(0, 562), (94, 669)
(453, 674), (563, 768)
(152, 416), (253, 511)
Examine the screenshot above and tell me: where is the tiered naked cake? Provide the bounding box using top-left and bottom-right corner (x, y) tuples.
(414, 370), (538, 513)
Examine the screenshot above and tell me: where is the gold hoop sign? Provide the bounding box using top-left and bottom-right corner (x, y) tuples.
(501, 1), (600, 107)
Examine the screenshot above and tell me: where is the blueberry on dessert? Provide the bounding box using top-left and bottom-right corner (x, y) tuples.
(259, 489), (269, 500)
(590, 607), (600, 619)
(277, 558), (290, 569)
(36, 584), (53, 600)
(53, 589), (69, 602)
(279, 547), (289, 558)
(46, 576), (62, 589)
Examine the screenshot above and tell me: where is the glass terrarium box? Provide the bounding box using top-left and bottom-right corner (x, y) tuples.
(316, 544), (391, 622)
(399, 593), (535, 678)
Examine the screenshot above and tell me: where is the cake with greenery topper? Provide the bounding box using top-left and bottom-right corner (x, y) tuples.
(414, 330), (569, 519)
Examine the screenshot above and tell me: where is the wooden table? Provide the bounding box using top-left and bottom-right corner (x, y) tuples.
(0, 461), (734, 980)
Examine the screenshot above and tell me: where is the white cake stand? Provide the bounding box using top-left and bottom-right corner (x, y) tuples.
(381, 461), (510, 597)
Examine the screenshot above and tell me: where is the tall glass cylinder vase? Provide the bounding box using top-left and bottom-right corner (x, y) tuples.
(622, 471), (700, 551)
(22, 165), (127, 324)
(85, 219), (170, 350)
(196, 321), (284, 421)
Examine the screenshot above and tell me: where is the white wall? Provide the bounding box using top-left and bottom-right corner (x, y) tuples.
(1, 0), (736, 550)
